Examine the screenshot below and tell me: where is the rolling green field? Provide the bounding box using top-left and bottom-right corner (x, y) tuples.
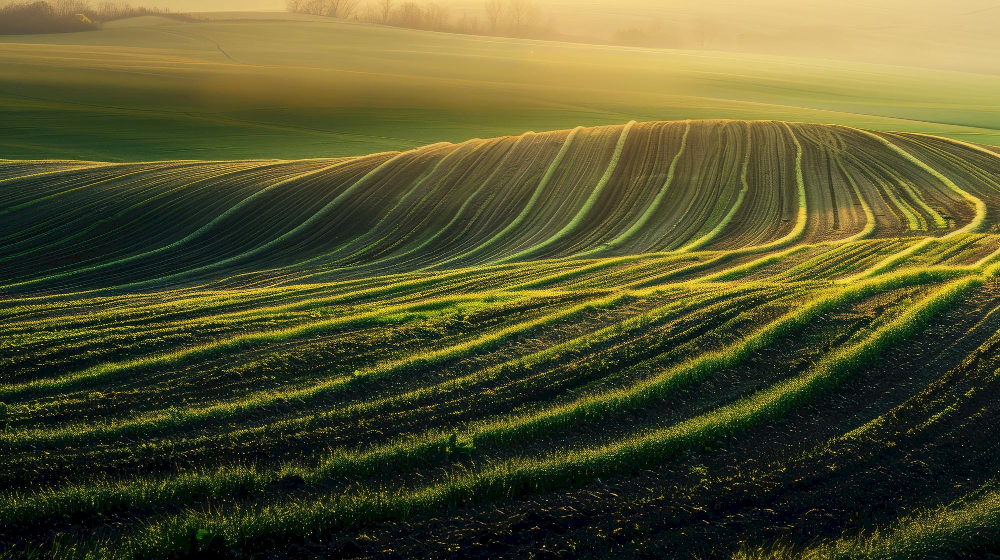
(2, 16), (1000, 161)
(4, 120), (1000, 558)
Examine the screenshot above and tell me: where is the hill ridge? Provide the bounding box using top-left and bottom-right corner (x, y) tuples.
(2, 120), (998, 293)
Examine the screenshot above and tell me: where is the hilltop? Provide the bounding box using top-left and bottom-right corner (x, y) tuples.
(1, 120), (996, 292)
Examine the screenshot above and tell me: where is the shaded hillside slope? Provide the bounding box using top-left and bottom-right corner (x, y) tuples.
(3, 120), (998, 294)
(4, 121), (1000, 559)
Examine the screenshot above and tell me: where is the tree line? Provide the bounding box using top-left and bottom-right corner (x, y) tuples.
(0, 1), (183, 34)
(287, 0), (555, 39)
(285, 0), (740, 51)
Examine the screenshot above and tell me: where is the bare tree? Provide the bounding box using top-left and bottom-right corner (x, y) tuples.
(288, 0), (359, 18)
(53, 0), (89, 16)
(100, 1), (127, 19)
(423, 2), (448, 31)
(393, 1), (423, 28)
(484, 0), (504, 35)
(456, 12), (480, 35)
(505, 0), (537, 36)
(376, 0), (392, 23)
(336, 0), (362, 18)
(303, 0), (322, 14)
(359, 3), (376, 22)
(695, 16), (720, 48)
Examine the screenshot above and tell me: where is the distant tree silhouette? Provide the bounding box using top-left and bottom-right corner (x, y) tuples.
(0, 0), (184, 34)
(484, 0), (504, 34)
(285, 0), (552, 39)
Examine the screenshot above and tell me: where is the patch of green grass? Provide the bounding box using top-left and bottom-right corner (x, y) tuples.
(2, 19), (1000, 161)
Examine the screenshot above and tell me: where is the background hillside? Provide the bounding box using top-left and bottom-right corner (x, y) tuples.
(1, 14), (999, 161)
(96, 0), (1000, 73)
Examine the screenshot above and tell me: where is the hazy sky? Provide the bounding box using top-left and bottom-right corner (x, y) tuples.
(135, 0), (1000, 74)
(162, 0), (282, 9)
(151, 0), (1000, 16)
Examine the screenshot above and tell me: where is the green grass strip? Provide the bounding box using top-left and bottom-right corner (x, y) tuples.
(115, 151), (403, 290)
(0, 163), (162, 218)
(2, 286), (710, 454)
(685, 123), (809, 284)
(735, 481), (1000, 560)
(0, 162), (314, 288)
(588, 120), (692, 255)
(0, 285), (783, 525)
(0, 270), (953, 528)
(385, 135), (532, 269)
(428, 127), (582, 270)
(0, 290), (628, 442)
(835, 153), (878, 242)
(0, 292), (526, 400)
(500, 121), (636, 263)
(678, 124), (751, 252)
(873, 131), (987, 233)
(311, 268), (961, 477)
(104, 273), (977, 560)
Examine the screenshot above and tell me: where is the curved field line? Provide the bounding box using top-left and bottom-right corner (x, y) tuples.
(367, 269), (960, 459)
(11, 123), (1000, 559)
(860, 129), (987, 233)
(734, 483), (1000, 560)
(1, 286), (620, 406)
(3, 287), (725, 447)
(0, 262), (557, 340)
(692, 246), (812, 284)
(86, 274), (977, 560)
(0, 161), (108, 189)
(288, 142), (461, 270)
(1, 281), (529, 370)
(750, 122), (808, 252)
(895, 173), (948, 229)
(866, 156), (945, 230)
(907, 132), (1000, 167)
(1, 290), (799, 533)
(845, 153), (925, 232)
(0, 291), (633, 443)
(620, 253), (730, 289)
(866, 159), (926, 231)
(378, 135), (531, 270)
(8, 269), (950, 493)
(0, 163), (182, 219)
(678, 125), (752, 252)
(499, 121), (637, 263)
(583, 120), (692, 256)
(689, 125), (808, 284)
(427, 127), (583, 270)
(699, 122), (809, 272)
(834, 153), (877, 243)
(713, 125), (987, 286)
(111, 152), (404, 290)
(0, 163), (240, 260)
(842, 131), (989, 282)
(897, 137), (1000, 269)
(0, 292), (533, 400)
(505, 254), (652, 291)
(327, 141), (492, 267)
(705, 148), (880, 284)
(0, 163), (261, 270)
(0, 161), (352, 290)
